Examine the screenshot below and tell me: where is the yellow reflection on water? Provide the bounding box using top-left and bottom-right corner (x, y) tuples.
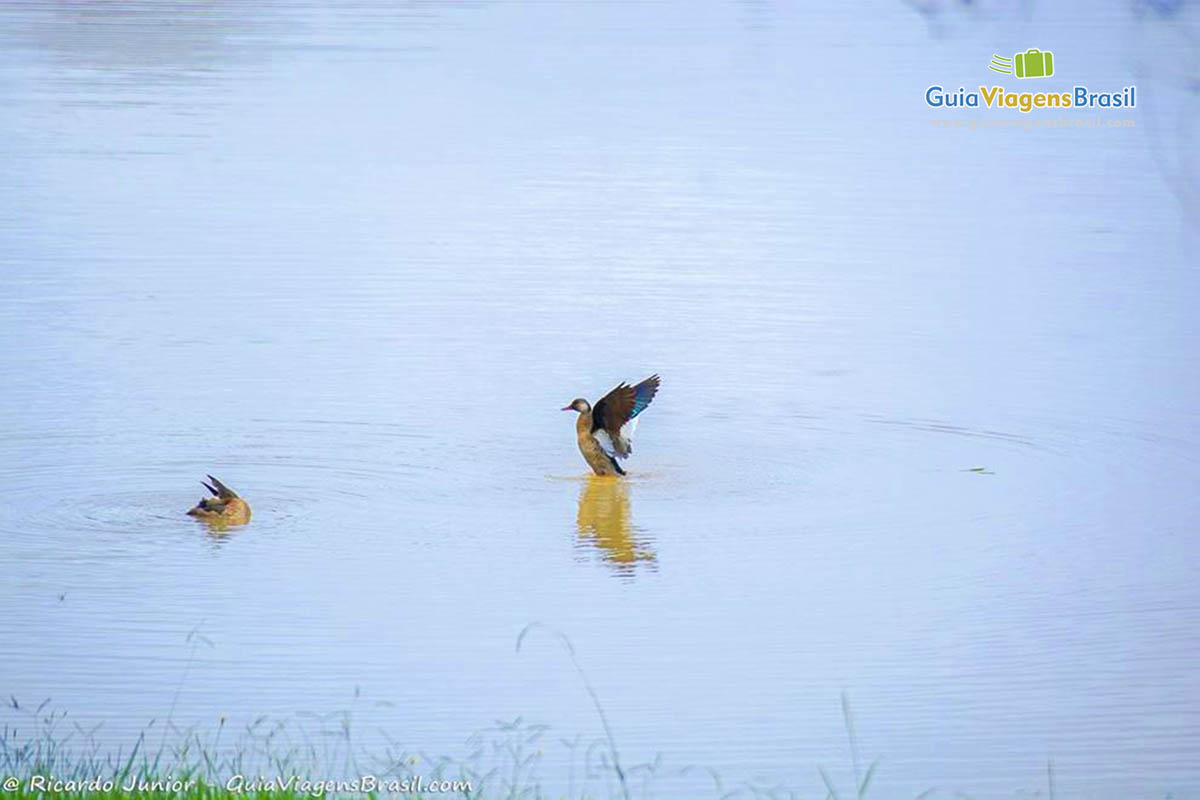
(191, 515), (250, 543)
(575, 475), (655, 575)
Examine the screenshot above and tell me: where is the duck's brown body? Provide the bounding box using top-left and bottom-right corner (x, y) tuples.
(187, 475), (251, 526)
(576, 411), (623, 476)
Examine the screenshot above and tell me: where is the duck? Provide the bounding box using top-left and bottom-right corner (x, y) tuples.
(186, 475), (251, 525)
(562, 375), (660, 476)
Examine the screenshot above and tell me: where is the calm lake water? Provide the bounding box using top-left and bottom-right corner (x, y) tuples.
(1, 1), (1198, 798)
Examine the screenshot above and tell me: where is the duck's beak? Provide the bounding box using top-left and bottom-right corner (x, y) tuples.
(561, 404), (573, 411)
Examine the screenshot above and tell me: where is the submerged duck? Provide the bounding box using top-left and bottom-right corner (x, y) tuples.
(563, 375), (660, 476)
(187, 475), (251, 525)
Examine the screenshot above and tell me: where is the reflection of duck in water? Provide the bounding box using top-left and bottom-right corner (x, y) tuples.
(575, 476), (655, 573)
(562, 375), (660, 476)
(187, 475), (250, 527)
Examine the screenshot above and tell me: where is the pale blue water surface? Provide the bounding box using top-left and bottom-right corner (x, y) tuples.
(1, 1), (1198, 798)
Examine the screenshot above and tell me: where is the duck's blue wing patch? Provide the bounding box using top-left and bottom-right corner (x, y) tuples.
(629, 374), (660, 419)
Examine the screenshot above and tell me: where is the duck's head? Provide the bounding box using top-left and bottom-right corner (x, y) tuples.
(562, 398), (591, 413)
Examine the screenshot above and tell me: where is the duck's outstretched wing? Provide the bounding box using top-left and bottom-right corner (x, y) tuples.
(591, 374), (660, 459)
(189, 475), (239, 517)
(206, 475), (239, 499)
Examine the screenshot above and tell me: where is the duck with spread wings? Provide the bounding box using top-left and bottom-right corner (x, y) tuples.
(562, 375), (660, 476)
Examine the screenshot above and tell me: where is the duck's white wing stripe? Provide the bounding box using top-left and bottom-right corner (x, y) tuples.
(593, 429), (618, 458)
(610, 417), (639, 458)
(595, 418), (641, 461)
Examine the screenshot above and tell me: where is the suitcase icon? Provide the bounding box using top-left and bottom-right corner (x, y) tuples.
(1014, 48), (1054, 79)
